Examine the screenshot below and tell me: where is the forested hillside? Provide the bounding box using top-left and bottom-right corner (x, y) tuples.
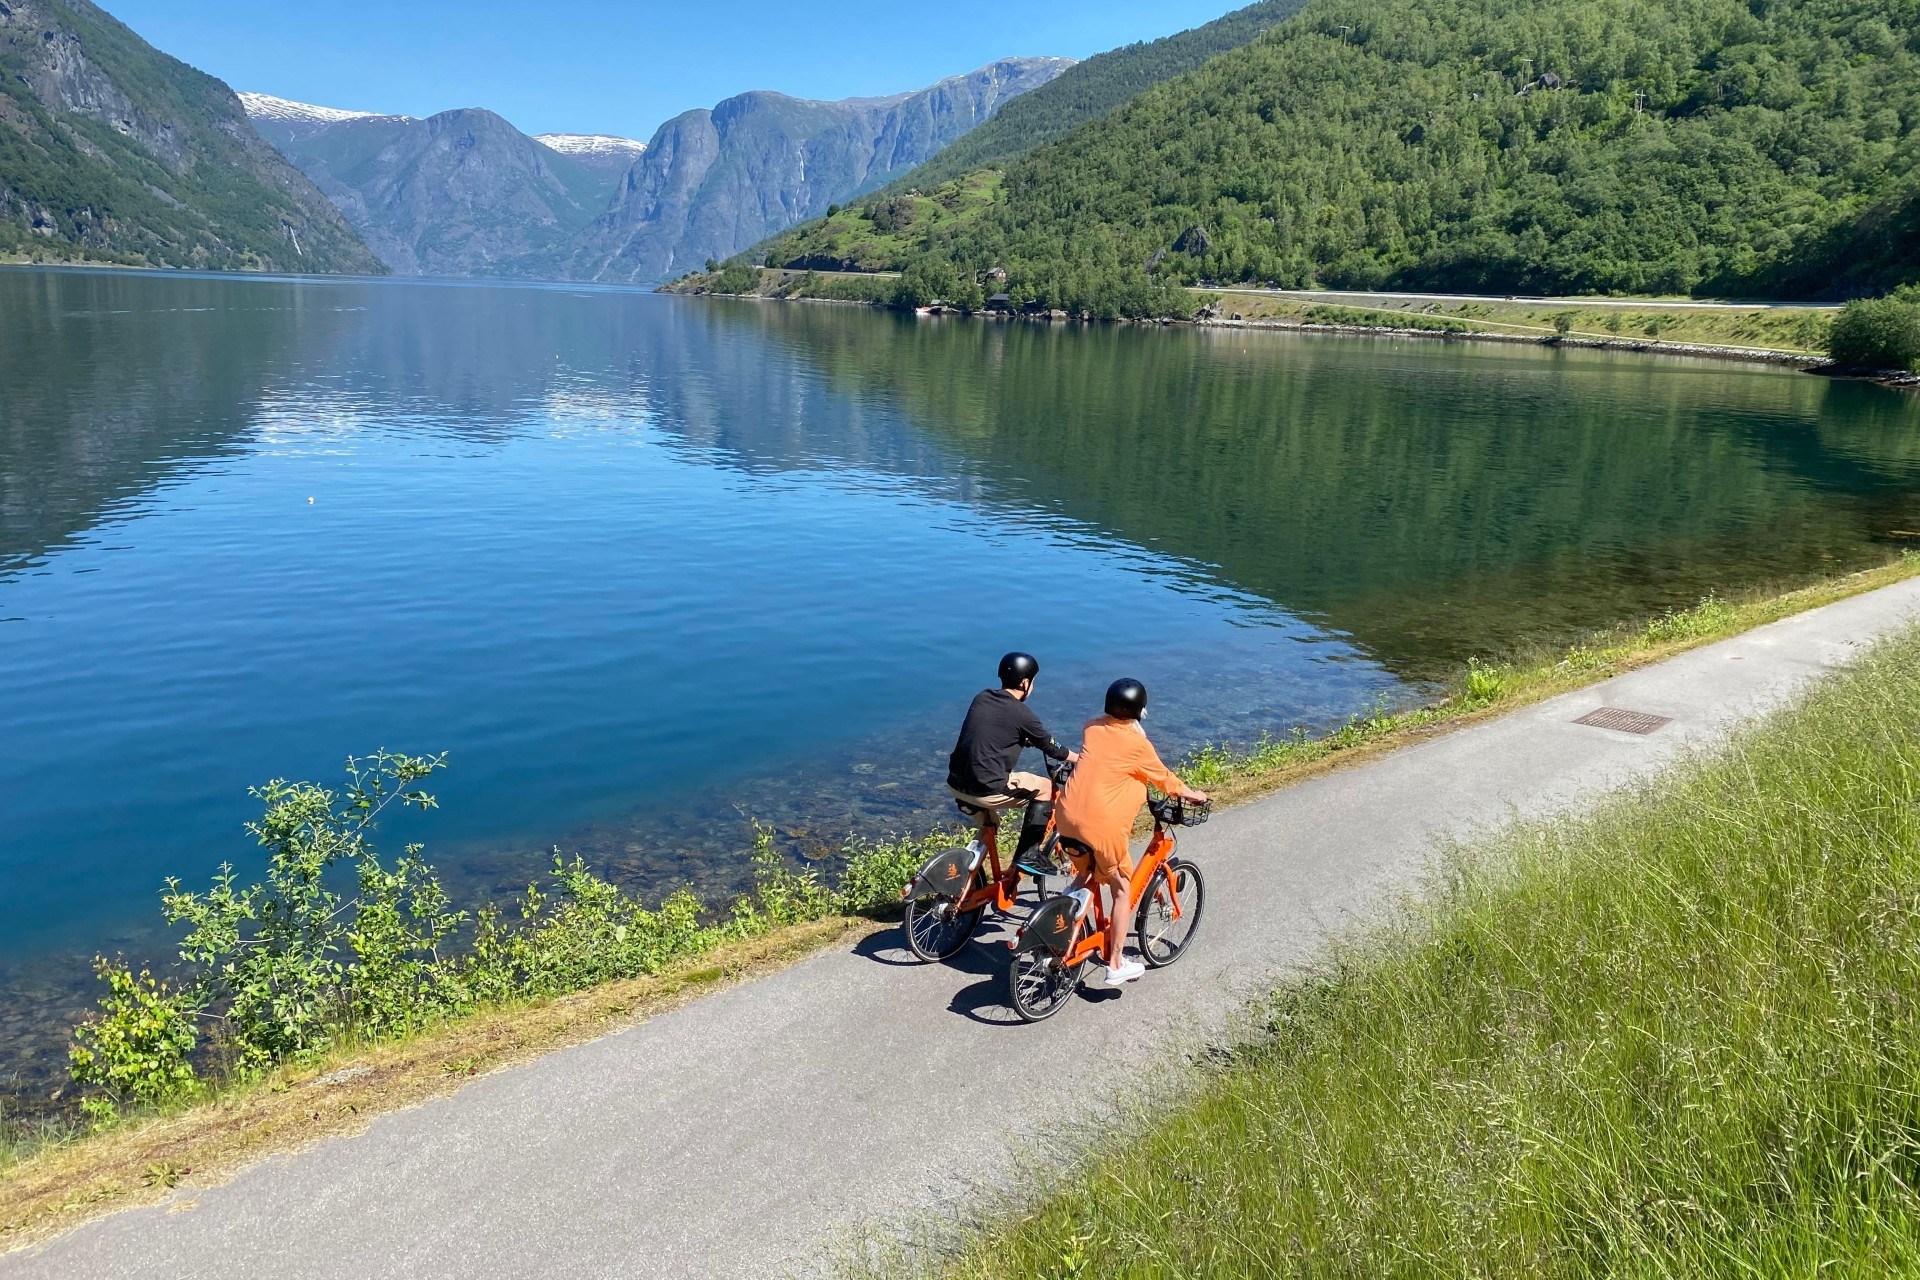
(567, 58), (1071, 282)
(887, 0), (1307, 193)
(0, 0), (381, 272)
(756, 0), (1919, 313)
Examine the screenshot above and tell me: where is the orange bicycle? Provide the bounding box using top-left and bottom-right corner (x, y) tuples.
(1005, 794), (1208, 1020)
(900, 759), (1071, 962)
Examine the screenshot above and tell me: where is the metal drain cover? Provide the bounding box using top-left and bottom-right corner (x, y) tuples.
(1575, 707), (1673, 735)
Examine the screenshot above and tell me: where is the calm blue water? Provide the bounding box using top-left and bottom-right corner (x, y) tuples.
(4, 267), (1919, 1100)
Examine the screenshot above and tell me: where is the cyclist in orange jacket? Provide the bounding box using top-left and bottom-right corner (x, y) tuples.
(1055, 678), (1209, 986)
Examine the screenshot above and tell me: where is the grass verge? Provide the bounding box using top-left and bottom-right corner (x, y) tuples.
(1208, 290), (1834, 355)
(5, 554), (1916, 1254)
(1177, 555), (1920, 814)
(0, 916), (875, 1251)
(889, 612), (1920, 1279)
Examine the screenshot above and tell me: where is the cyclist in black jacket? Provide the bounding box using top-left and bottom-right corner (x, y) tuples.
(947, 653), (1077, 873)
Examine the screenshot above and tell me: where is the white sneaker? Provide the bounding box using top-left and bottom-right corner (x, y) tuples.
(1104, 958), (1146, 986)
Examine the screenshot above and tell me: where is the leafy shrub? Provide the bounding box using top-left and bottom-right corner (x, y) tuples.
(1462, 658), (1509, 704)
(68, 751), (971, 1118)
(68, 963), (200, 1123)
(1645, 593), (1737, 643)
(708, 261), (764, 295)
(1827, 298), (1920, 370)
(344, 850), (469, 1038)
(868, 197), (918, 234)
(158, 752), (451, 1068)
(730, 826), (837, 933)
(466, 858), (717, 1002)
(892, 258), (984, 311)
(836, 831), (950, 913)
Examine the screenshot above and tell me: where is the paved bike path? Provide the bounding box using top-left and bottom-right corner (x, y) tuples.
(11, 578), (1920, 1279)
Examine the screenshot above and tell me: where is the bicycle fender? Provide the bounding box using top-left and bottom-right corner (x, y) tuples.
(1016, 894), (1082, 955)
(909, 846), (979, 899)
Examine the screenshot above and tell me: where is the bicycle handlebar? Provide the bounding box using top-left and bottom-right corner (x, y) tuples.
(1148, 795), (1212, 827)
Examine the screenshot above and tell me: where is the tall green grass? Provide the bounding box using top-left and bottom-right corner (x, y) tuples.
(913, 629), (1920, 1278)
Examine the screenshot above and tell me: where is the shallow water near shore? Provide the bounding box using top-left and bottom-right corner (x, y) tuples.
(4, 269), (1919, 1111)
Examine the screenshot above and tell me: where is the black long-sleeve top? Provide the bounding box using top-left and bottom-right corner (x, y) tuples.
(946, 688), (1069, 796)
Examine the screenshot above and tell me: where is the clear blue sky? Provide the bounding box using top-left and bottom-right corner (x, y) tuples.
(108, 0), (1240, 141)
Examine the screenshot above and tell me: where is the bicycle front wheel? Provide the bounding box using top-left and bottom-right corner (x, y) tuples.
(1008, 949), (1085, 1022)
(903, 882), (984, 962)
(1135, 860), (1205, 967)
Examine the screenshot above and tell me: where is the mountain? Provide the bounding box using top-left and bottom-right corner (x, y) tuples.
(759, 0), (1920, 311)
(889, 0), (1307, 195)
(0, 0), (380, 272)
(242, 94), (624, 277)
(533, 133), (647, 178)
(566, 56), (1073, 284)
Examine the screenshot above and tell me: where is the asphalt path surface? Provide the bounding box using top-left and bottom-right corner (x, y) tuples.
(10, 578), (1919, 1279)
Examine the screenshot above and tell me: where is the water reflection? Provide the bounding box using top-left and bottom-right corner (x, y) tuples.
(710, 301), (1920, 675)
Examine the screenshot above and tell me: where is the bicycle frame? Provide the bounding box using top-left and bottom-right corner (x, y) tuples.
(1037, 821), (1184, 968)
(954, 824), (1027, 916)
(906, 758), (1071, 915)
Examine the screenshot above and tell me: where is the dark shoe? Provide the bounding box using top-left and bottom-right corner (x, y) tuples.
(1014, 851), (1056, 879)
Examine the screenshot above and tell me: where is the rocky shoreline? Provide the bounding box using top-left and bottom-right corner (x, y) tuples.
(673, 285), (1920, 383)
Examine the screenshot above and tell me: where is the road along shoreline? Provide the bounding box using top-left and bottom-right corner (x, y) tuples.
(666, 271), (1880, 374)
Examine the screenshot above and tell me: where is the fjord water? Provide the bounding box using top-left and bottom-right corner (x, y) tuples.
(4, 270), (1919, 1100)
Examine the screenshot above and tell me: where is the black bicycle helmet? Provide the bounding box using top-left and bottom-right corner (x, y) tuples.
(1105, 678), (1148, 720)
(999, 652), (1040, 687)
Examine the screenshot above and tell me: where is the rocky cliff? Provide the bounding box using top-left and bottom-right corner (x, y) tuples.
(567, 56), (1072, 283)
(533, 133), (647, 179)
(0, 0), (381, 271)
(243, 95), (624, 277)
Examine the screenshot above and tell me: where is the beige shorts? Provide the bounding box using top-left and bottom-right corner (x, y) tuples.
(949, 771), (1052, 823)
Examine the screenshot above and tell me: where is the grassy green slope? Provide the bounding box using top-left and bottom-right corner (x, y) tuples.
(904, 625), (1920, 1279)
(0, 0), (382, 272)
(885, 0), (1308, 195)
(763, 0), (1918, 313)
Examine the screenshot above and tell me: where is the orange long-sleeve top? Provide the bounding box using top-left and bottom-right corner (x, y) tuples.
(1055, 715), (1187, 862)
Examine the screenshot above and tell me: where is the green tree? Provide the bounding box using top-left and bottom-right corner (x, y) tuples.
(158, 751), (452, 1067)
(1827, 299), (1920, 370)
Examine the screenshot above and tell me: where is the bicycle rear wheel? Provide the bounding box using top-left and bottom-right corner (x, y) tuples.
(903, 874), (985, 962)
(1134, 860), (1205, 967)
(1008, 949), (1085, 1021)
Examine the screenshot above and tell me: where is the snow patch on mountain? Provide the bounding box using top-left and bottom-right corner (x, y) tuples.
(238, 93), (409, 124)
(535, 134), (648, 159)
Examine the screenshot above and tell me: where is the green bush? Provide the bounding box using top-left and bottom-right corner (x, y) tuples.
(1644, 593), (1737, 644)
(837, 831), (951, 913)
(156, 752), (455, 1068)
(891, 259), (984, 311)
(68, 963), (200, 1124)
(1462, 657), (1509, 704)
(708, 261), (764, 295)
(68, 752), (962, 1119)
(466, 859), (718, 1003)
(1827, 298), (1920, 370)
